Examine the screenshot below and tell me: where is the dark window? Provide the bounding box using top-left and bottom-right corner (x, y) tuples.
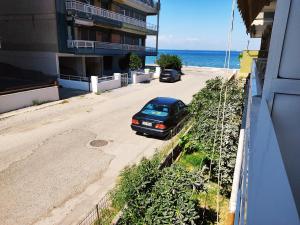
(103, 56), (113, 70)
(178, 101), (186, 109)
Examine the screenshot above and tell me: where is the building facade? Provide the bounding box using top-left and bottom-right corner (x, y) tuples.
(231, 0), (300, 224)
(0, 0), (159, 78)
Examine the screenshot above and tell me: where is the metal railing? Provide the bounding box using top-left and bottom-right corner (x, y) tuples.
(127, 0), (158, 12)
(251, 58), (267, 96)
(66, 0), (157, 31)
(77, 194), (110, 225)
(67, 40), (157, 54)
(59, 74), (90, 82)
(98, 76), (114, 83)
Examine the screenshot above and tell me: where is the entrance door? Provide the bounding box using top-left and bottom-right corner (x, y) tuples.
(121, 73), (129, 87)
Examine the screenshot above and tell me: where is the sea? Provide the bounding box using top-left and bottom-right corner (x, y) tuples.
(146, 50), (241, 69)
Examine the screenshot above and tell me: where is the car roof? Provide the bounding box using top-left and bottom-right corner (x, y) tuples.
(164, 69), (176, 72)
(150, 97), (179, 105)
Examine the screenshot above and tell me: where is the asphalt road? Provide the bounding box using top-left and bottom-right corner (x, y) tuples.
(0, 68), (229, 225)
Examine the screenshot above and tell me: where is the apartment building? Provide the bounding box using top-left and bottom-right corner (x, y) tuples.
(0, 0), (159, 78)
(230, 0), (300, 224)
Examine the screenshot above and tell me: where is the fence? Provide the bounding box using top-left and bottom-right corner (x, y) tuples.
(77, 194), (111, 225)
(98, 76), (114, 83)
(59, 74), (90, 82)
(67, 40), (156, 54)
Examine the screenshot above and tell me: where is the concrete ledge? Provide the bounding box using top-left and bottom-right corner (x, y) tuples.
(0, 86), (59, 114)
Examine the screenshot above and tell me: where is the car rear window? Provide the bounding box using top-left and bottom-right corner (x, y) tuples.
(142, 103), (169, 117)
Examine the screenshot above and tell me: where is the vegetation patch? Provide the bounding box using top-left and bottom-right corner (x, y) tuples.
(93, 77), (244, 225)
(129, 53), (143, 71)
(180, 77), (244, 196)
(156, 54), (183, 72)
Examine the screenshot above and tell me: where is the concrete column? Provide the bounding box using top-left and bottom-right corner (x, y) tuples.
(144, 68), (150, 74)
(91, 76), (98, 93)
(154, 66), (161, 79)
(82, 57), (86, 76)
(132, 72), (138, 84)
(114, 73), (121, 80)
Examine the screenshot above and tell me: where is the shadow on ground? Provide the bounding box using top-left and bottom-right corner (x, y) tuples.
(59, 87), (89, 100)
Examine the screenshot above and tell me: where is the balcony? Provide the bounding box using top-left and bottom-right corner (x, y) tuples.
(251, 58), (267, 96)
(67, 40), (157, 56)
(65, 0), (158, 33)
(122, 0), (159, 15)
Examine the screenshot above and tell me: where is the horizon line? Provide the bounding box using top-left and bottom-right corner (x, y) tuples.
(156, 49), (242, 52)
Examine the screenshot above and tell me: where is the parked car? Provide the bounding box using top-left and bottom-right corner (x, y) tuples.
(159, 69), (181, 83)
(131, 97), (188, 138)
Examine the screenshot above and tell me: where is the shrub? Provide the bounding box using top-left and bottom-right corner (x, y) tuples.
(144, 165), (203, 225)
(156, 54), (183, 72)
(129, 53), (143, 70)
(181, 77), (244, 195)
(111, 155), (161, 211)
(118, 164), (203, 225)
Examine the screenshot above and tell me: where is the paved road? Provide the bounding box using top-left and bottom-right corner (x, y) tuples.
(0, 68), (228, 225)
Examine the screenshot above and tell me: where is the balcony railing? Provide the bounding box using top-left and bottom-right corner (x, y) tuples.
(67, 40), (156, 54)
(251, 58), (267, 96)
(127, 0), (159, 12)
(66, 0), (157, 31)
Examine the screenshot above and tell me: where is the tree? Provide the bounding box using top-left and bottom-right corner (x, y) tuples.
(156, 54), (183, 72)
(129, 54), (143, 71)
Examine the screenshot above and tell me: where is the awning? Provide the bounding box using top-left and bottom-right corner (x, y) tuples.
(237, 0), (268, 31)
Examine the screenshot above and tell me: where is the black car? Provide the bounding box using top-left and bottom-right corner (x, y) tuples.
(131, 97), (188, 138)
(159, 69), (181, 83)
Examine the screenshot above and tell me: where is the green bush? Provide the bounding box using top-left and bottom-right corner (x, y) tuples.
(181, 77), (244, 195)
(129, 53), (143, 70)
(111, 155), (161, 211)
(156, 54), (183, 72)
(119, 164), (203, 225)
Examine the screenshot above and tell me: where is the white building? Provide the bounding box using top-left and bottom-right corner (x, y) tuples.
(232, 0), (300, 224)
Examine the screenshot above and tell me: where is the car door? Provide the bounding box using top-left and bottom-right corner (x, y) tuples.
(178, 101), (188, 118)
(173, 102), (183, 123)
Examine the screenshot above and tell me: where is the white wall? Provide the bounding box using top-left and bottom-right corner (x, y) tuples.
(132, 73), (151, 84)
(0, 86), (59, 113)
(98, 79), (121, 92)
(58, 79), (90, 91)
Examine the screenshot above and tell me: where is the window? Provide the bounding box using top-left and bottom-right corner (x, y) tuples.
(178, 101), (186, 109)
(142, 103), (169, 117)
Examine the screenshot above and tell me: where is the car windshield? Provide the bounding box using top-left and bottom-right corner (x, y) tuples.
(142, 103), (169, 117)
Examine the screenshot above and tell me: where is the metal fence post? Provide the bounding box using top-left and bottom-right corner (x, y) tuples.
(96, 204), (100, 223)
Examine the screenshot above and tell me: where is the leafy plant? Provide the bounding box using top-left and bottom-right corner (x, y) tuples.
(119, 164), (204, 225)
(181, 77), (244, 196)
(156, 54), (183, 72)
(111, 155), (161, 211)
(129, 53), (143, 70)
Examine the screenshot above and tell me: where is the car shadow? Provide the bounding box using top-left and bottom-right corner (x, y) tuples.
(135, 132), (168, 141)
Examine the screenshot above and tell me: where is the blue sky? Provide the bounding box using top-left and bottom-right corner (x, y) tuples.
(147, 0), (261, 51)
